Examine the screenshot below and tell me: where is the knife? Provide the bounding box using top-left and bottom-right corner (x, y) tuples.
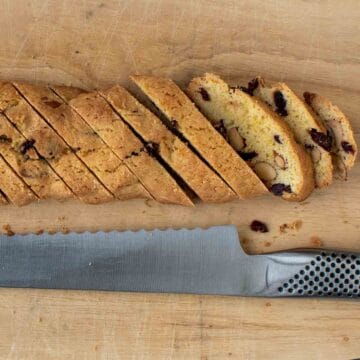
(0, 225), (359, 297)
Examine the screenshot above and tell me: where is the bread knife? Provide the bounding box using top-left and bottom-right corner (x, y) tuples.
(0, 226), (358, 298)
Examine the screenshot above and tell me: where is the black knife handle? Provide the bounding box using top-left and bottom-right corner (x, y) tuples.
(260, 250), (360, 298)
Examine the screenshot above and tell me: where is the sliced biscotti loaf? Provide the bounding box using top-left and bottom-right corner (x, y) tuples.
(131, 75), (268, 199)
(52, 87), (193, 206)
(188, 73), (314, 202)
(15, 82), (151, 201)
(304, 91), (357, 180)
(100, 85), (237, 203)
(251, 77), (333, 188)
(0, 82), (112, 204)
(0, 154), (38, 206)
(0, 113), (72, 200)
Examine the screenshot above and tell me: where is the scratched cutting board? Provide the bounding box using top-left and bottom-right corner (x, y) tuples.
(0, 1), (359, 359)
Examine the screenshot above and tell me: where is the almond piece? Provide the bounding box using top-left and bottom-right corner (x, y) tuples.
(227, 127), (245, 151)
(274, 152), (287, 169)
(254, 162), (277, 181)
(311, 147), (321, 163)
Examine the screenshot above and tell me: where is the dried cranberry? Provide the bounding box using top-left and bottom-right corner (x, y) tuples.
(247, 78), (259, 96)
(238, 151), (258, 161)
(274, 135), (282, 144)
(309, 128), (332, 152)
(250, 220), (269, 233)
(303, 91), (315, 105)
(199, 87), (210, 101)
(44, 100), (62, 108)
(19, 139), (35, 155)
(273, 91), (288, 116)
(145, 142), (159, 157)
(0, 134), (11, 143)
(214, 120), (227, 139)
(341, 141), (355, 154)
(170, 119), (178, 129)
(270, 183), (292, 196)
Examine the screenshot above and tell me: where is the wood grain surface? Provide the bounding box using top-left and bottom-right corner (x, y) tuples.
(0, 0), (359, 359)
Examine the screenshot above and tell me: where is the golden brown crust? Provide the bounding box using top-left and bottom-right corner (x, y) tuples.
(131, 75), (268, 200)
(50, 85), (86, 102)
(0, 112), (72, 200)
(304, 91), (357, 180)
(0, 154), (38, 206)
(15, 82), (151, 201)
(188, 73), (314, 202)
(0, 83), (112, 204)
(100, 85), (237, 203)
(54, 89), (193, 206)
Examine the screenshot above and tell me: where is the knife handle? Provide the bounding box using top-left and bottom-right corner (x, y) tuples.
(260, 250), (360, 298)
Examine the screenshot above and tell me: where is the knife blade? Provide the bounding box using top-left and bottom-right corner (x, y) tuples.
(0, 225), (359, 297)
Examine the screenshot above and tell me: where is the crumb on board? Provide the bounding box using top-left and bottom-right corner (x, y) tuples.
(310, 236), (323, 248)
(2, 224), (15, 236)
(36, 229), (44, 235)
(57, 216), (66, 222)
(279, 220), (302, 234)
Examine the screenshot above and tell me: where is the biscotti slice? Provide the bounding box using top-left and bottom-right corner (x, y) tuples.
(131, 75), (268, 199)
(188, 73), (314, 202)
(0, 154), (38, 206)
(251, 77), (333, 188)
(15, 83), (151, 201)
(304, 91), (357, 180)
(0, 113), (72, 200)
(0, 82), (112, 204)
(52, 87), (193, 206)
(100, 85), (237, 203)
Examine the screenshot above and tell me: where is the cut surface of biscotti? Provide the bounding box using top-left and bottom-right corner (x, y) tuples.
(251, 77), (333, 188)
(0, 154), (38, 206)
(100, 85), (237, 203)
(0, 113), (72, 200)
(15, 82), (151, 201)
(187, 73), (314, 202)
(304, 91), (357, 180)
(0, 82), (112, 204)
(131, 75), (268, 200)
(52, 87), (193, 206)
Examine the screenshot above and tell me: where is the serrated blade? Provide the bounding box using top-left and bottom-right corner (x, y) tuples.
(0, 225), (257, 295)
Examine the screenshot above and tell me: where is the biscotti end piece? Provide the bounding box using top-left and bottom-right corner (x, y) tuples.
(131, 75), (268, 200)
(251, 77), (333, 188)
(304, 91), (357, 180)
(188, 73), (314, 202)
(100, 85), (237, 203)
(60, 90), (193, 206)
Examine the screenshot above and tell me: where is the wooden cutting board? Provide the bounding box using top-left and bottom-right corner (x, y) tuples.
(0, 0), (359, 358)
